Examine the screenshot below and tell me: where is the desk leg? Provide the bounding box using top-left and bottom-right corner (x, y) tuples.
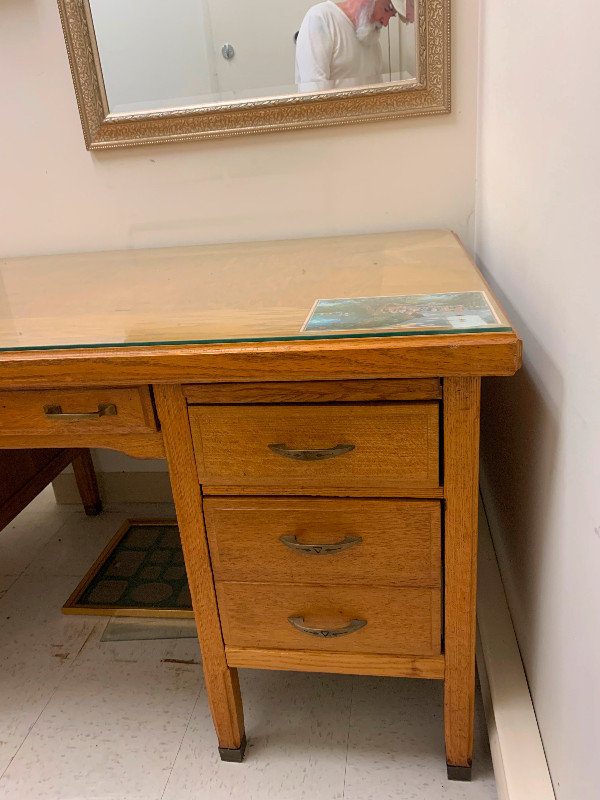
(72, 449), (102, 515)
(443, 377), (481, 781)
(154, 385), (246, 760)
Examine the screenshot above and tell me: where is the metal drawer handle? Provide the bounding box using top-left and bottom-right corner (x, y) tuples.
(268, 443), (355, 461)
(279, 535), (362, 555)
(43, 403), (117, 422)
(288, 617), (367, 638)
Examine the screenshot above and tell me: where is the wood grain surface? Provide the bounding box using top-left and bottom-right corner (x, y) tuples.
(202, 485), (445, 498)
(216, 582), (441, 656)
(154, 384), (245, 751)
(71, 449), (102, 514)
(226, 647), (445, 680)
(0, 334), (522, 389)
(190, 403), (439, 490)
(204, 497), (441, 587)
(443, 377), (481, 769)
(0, 231), (512, 350)
(0, 432), (164, 460)
(0, 386), (157, 434)
(184, 378), (442, 404)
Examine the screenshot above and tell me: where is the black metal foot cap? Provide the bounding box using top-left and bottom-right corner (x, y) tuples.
(447, 764), (472, 782)
(84, 501), (103, 516)
(218, 734), (247, 763)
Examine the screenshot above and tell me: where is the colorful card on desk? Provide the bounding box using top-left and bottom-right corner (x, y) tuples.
(301, 291), (501, 333)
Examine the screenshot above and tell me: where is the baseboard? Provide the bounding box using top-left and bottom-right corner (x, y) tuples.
(53, 471), (173, 505)
(477, 500), (555, 800)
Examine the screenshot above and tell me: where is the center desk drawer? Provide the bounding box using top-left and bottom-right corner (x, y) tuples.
(205, 498), (441, 587)
(216, 582), (442, 656)
(0, 387), (157, 435)
(189, 404), (439, 490)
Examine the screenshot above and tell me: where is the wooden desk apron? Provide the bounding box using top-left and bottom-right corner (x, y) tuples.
(0, 230), (521, 779)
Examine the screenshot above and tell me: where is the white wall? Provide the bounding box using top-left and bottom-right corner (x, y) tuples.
(205, 0), (313, 96)
(475, 2), (600, 798)
(89, 0), (214, 109)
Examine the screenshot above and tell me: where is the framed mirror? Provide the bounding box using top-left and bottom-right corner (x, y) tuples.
(58, 0), (450, 150)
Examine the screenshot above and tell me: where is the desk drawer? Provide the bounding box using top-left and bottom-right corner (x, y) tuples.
(0, 387), (157, 435)
(205, 497), (441, 587)
(216, 582), (441, 656)
(190, 404), (439, 490)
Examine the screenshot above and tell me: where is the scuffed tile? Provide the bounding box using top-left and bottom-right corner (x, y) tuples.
(0, 634), (203, 800)
(24, 513), (136, 578)
(0, 512), (75, 576)
(0, 575), (105, 774)
(343, 676), (496, 800)
(162, 669), (351, 800)
(0, 575), (18, 601)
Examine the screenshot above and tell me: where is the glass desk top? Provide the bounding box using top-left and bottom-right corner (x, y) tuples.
(0, 230), (511, 353)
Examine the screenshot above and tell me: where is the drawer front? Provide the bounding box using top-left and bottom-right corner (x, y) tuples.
(205, 498), (441, 587)
(216, 582), (441, 656)
(190, 404), (439, 490)
(0, 387), (157, 435)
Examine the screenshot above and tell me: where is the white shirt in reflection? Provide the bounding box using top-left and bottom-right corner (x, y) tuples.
(295, 1), (383, 92)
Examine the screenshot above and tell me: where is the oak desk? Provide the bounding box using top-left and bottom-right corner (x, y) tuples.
(0, 230), (521, 780)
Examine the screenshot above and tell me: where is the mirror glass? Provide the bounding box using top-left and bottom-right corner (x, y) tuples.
(88, 0), (417, 113)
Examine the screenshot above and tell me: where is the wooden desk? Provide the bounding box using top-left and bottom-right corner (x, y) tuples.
(0, 230), (521, 780)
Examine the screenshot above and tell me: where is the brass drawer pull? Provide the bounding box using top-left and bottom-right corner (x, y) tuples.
(43, 403), (117, 422)
(268, 443), (355, 461)
(288, 617), (367, 638)
(279, 535), (362, 555)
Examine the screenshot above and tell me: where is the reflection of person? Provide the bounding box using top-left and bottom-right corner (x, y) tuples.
(295, 1), (413, 92)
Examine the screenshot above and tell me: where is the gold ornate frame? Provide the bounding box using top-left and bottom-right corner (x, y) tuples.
(58, 0), (450, 150)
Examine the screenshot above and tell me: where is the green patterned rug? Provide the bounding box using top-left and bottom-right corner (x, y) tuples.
(63, 520), (193, 618)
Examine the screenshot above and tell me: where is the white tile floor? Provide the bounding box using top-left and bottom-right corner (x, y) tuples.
(0, 488), (497, 800)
